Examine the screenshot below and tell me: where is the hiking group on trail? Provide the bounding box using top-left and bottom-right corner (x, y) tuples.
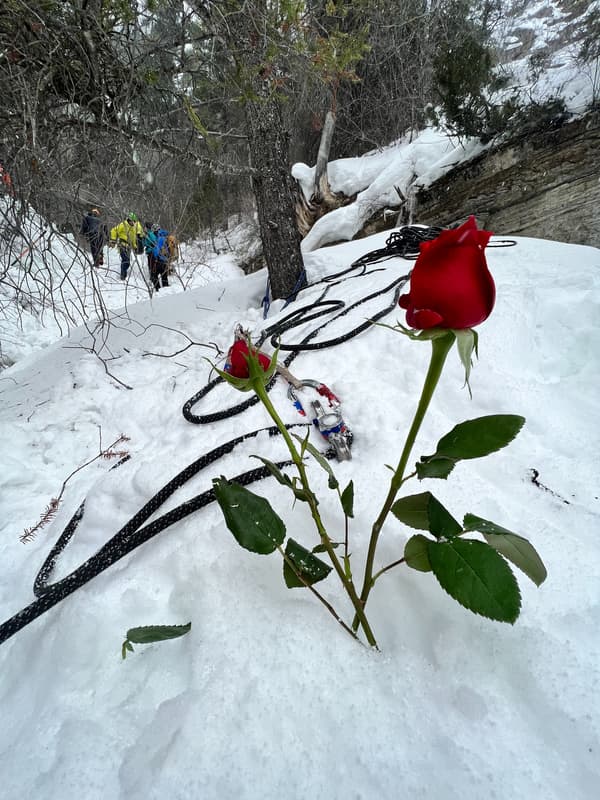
(80, 209), (179, 288)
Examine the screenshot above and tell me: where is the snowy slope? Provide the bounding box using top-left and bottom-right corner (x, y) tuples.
(1, 227), (599, 800)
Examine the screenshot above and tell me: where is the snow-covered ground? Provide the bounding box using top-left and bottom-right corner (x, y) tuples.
(1, 210), (599, 797)
(1, 6), (599, 790)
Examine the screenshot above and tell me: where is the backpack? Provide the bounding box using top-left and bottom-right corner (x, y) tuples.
(166, 234), (179, 263)
(153, 231), (169, 263)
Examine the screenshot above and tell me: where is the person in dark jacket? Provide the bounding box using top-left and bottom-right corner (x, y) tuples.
(80, 208), (107, 267)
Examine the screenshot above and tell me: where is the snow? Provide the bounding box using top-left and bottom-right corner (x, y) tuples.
(1, 4), (600, 789)
(1, 189), (600, 799)
(0, 199), (245, 366)
(493, 0), (599, 114)
(293, 1), (599, 252)
(294, 130), (490, 252)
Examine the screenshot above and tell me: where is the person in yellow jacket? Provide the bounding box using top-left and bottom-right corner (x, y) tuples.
(109, 212), (144, 280)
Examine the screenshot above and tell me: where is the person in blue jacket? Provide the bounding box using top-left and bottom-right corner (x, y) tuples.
(151, 227), (171, 291)
(143, 222), (158, 281)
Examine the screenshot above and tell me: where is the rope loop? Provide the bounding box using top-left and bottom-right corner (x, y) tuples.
(0, 223), (517, 646)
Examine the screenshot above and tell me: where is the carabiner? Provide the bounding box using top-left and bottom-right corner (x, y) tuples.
(287, 380), (352, 461)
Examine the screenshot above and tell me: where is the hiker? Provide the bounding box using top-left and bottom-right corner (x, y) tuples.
(143, 222), (161, 290)
(109, 212), (144, 280)
(143, 221), (156, 270)
(150, 227), (171, 291)
(79, 208), (107, 267)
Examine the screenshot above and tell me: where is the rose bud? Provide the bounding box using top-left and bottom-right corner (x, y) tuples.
(226, 339), (271, 379)
(399, 216), (495, 329)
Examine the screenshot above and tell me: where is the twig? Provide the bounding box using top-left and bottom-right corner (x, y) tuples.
(26, 398), (50, 422)
(139, 324), (220, 360)
(372, 557), (406, 582)
(20, 431), (131, 542)
(277, 545), (364, 645)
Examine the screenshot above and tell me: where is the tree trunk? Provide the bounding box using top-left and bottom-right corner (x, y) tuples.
(313, 110), (336, 202)
(243, 96), (305, 299)
(222, 2), (305, 300)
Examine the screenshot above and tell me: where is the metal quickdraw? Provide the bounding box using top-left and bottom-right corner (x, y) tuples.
(287, 379), (353, 461)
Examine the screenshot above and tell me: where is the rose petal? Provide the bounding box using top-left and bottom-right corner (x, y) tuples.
(411, 308), (445, 329)
(228, 340), (271, 378)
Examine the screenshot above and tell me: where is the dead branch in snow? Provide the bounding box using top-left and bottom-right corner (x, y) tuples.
(20, 430), (131, 543)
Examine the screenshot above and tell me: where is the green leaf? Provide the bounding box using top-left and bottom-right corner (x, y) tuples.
(252, 456), (293, 489)
(295, 435), (339, 490)
(283, 539), (332, 588)
(340, 480), (354, 517)
(291, 428), (311, 459)
(125, 623), (192, 645)
(391, 492), (431, 530)
(248, 340), (279, 384)
(213, 477), (286, 554)
(207, 359), (253, 392)
(384, 323), (456, 343)
(404, 534), (433, 572)
(312, 542), (341, 553)
(428, 539), (521, 623)
(416, 456), (456, 480)
(428, 496), (462, 538)
(288, 477), (317, 505)
(343, 554), (353, 581)
(454, 328), (476, 396)
(434, 415), (525, 460)
(292, 489), (310, 502)
(463, 514), (547, 586)
(391, 491), (461, 538)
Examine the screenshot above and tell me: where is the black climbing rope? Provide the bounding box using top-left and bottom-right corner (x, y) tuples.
(0, 425), (316, 645)
(350, 225), (445, 268)
(183, 272), (410, 424)
(349, 224), (517, 270)
(0, 224), (517, 646)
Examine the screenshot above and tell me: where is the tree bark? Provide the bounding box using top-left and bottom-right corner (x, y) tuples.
(222, 2), (305, 300)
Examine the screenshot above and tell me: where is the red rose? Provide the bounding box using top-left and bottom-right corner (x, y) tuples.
(227, 339), (271, 378)
(399, 216), (495, 329)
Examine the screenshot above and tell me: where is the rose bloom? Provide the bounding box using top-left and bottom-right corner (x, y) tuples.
(399, 216), (495, 329)
(227, 339), (271, 378)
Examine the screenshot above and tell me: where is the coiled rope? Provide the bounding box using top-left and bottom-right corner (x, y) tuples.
(183, 272), (410, 424)
(0, 426), (312, 645)
(0, 224), (515, 646)
(0, 266), (410, 645)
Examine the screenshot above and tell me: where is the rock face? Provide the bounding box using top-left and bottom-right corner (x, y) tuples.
(414, 111), (600, 247)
